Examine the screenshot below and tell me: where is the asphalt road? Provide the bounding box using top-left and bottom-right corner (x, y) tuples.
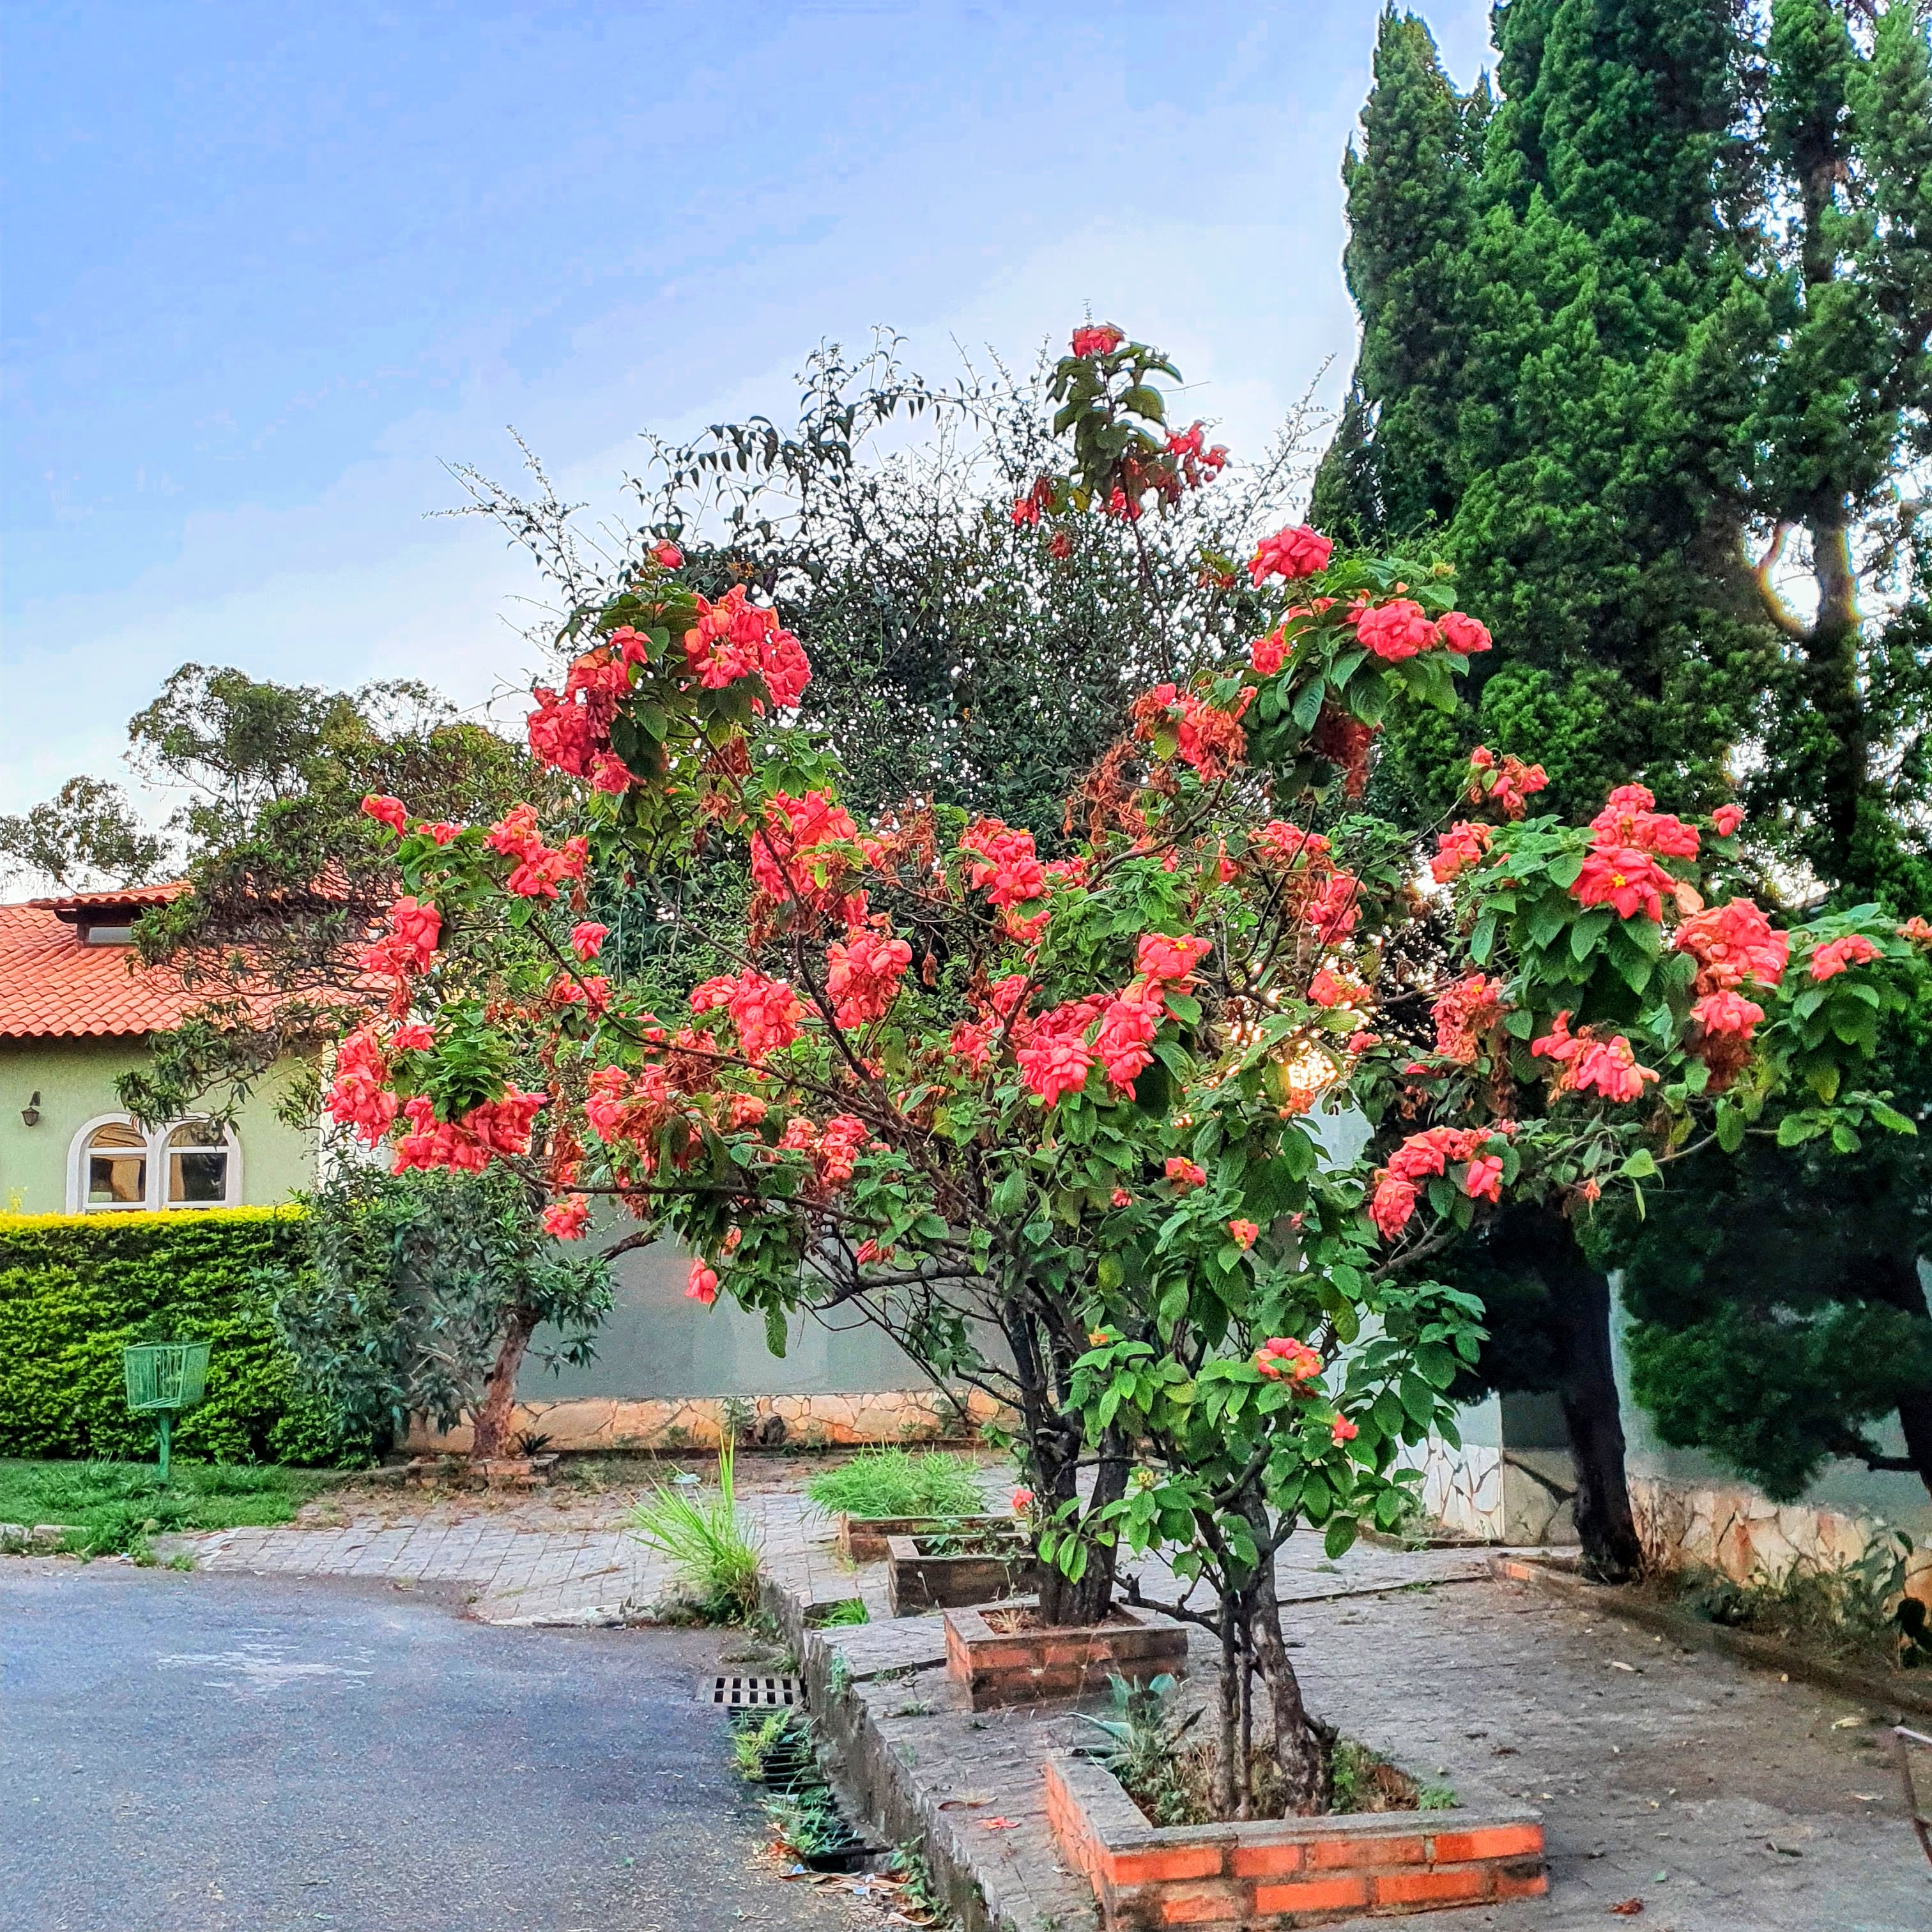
(1, 1561), (868, 1932)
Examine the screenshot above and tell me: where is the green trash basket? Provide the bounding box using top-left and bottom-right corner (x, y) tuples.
(122, 1342), (211, 1484)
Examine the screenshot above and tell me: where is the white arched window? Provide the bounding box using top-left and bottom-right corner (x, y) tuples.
(68, 1116), (243, 1214)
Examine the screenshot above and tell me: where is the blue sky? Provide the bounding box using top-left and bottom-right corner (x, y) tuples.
(3, 1), (1496, 825)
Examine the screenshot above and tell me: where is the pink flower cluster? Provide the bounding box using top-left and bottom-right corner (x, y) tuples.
(1430, 820), (1492, 884)
(1071, 323), (1124, 358)
(1164, 421), (1229, 490)
(1255, 1336), (1322, 1382)
(1572, 783), (1700, 924)
(391, 1088), (547, 1174)
(528, 643), (636, 795)
(1352, 598), (1490, 663)
(485, 805), (588, 900)
(776, 1113), (870, 1191)
(1131, 683), (1255, 781)
(1252, 824), (1361, 942)
(542, 1196), (591, 1241)
(682, 585), (812, 711)
(324, 1025), (398, 1142)
(1529, 1013), (1660, 1105)
(1465, 746), (1548, 820)
(1002, 932), (1213, 1108)
(691, 969), (804, 1063)
(1432, 973), (1503, 1066)
(1369, 1127), (1505, 1240)
(1809, 933), (1881, 981)
(824, 926), (913, 1029)
(1248, 525), (1333, 585)
(961, 817), (1048, 911)
(358, 897), (441, 990)
(751, 790), (864, 921)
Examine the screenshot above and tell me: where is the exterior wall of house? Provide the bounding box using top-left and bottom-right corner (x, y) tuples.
(0, 1036), (312, 1216)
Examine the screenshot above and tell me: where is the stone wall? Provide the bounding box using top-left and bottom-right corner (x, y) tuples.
(1630, 1475), (1932, 1609)
(409, 1385), (1013, 1454)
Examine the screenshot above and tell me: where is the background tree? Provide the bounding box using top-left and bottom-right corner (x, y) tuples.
(1319, 1), (1932, 1567)
(452, 335), (1321, 839)
(0, 775), (171, 892)
(270, 1165), (611, 1461)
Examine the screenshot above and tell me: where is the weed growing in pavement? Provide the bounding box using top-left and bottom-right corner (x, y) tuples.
(627, 1443), (762, 1622)
(887, 1840), (955, 1927)
(805, 1597), (870, 1627)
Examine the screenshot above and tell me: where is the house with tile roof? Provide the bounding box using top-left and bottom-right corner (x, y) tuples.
(0, 886), (312, 1215)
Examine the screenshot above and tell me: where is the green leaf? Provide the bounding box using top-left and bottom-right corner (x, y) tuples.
(1568, 909), (1612, 960)
(1291, 678), (1326, 733)
(1469, 913), (1497, 967)
(1716, 1102), (1745, 1153)
(1620, 1149), (1659, 1179)
(1323, 1517), (1358, 1560)
(991, 1170), (1027, 1216)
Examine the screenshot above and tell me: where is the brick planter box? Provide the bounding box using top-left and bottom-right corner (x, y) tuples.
(838, 1512), (1012, 1565)
(886, 1532), (1038, 1615)
(1044, 1754), (1546, 1929)
(942, 1598), (1187, 1708)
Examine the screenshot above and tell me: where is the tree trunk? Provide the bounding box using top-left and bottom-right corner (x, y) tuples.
(1858, 1254), (1932, 1501)
(470, 1303), (537, 1460)
(1034, 1425), (1128, 1625)
(1239, 1496), (1332, 1815)
(1539, 1232), (1644, 1583)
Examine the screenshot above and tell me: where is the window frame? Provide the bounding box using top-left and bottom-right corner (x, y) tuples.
(66, 1113), (244, 1215)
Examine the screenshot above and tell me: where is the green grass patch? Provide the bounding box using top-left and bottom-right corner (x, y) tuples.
(0, 1456), (332, 1557)
(801, 1448), (986, 1521)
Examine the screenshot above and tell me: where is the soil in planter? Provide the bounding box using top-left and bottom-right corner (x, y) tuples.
(978, 1603), (1134, 1634)
(1662, 1557), (1932, 1676)
(1115, 1733), (1433, 1828)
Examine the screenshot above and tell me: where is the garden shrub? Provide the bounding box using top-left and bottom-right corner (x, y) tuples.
(0, 1208), (367, 1466)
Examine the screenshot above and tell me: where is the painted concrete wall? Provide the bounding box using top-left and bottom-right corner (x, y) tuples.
(526, 1236), (939, 1402)
(0, 1037), (312, 1216)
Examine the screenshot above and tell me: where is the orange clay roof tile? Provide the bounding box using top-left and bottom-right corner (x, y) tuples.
(0, 897), (203, 1040)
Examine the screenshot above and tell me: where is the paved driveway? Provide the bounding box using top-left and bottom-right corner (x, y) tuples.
(1, 1561), (868, 1932)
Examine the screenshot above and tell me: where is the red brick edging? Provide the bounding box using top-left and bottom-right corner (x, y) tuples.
(1044, 1753), (1547, 1928)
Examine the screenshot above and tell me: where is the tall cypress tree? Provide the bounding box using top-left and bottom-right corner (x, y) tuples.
(1312, 10), (1486, 544)
(1322, 0), (1932, 1577)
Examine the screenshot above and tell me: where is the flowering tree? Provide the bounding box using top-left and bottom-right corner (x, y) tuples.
(324, 324), (1926, 1813)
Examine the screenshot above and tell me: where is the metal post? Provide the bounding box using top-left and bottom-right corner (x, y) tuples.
(158, 1413), (172, 1488)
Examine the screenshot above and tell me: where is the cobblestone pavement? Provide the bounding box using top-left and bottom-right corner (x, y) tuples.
(179, 1468), (888, 1625)
(180, 1462), (1490, 1627)
(817, 1566), (1929, 1932)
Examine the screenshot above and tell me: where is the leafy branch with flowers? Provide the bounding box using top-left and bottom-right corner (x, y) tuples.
(320, 321), (1927, 1816)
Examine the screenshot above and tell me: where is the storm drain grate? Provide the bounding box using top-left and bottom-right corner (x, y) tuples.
(700, 1673), (798, 1708)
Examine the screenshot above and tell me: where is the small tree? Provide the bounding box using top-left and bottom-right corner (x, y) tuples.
(321, 321), (1925, 1809)
(272, 1165), (611, 1460)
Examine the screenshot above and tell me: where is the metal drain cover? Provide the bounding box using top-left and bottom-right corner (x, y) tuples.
(700, 1673), (798, 1708)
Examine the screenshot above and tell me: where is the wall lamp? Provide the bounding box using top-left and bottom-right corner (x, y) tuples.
(20, 1092), (40, 1128)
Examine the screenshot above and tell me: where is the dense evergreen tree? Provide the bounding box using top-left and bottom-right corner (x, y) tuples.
(1320, 1), (1932, 1575)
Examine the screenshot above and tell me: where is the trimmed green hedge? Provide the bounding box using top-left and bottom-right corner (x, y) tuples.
(0, 1208), (361, 1466)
